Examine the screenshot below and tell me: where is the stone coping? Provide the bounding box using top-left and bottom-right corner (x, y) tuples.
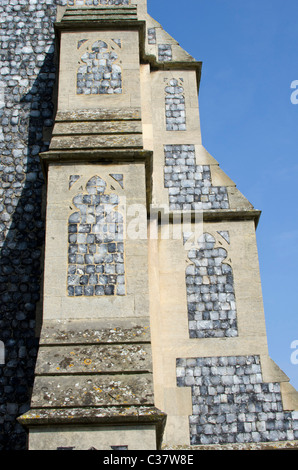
(18, 406), (167, 450)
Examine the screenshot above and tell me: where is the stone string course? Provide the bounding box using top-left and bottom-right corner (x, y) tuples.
(68, 0), (130, 5)
(186, 233), (238, 338)
(0, 0), (68, 450)
(164, 145), (230, 211)
(177, 355), (298, 446)
(68, 176), (126, 297)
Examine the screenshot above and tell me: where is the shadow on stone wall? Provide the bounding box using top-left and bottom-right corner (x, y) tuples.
(0, 50), (58, 450)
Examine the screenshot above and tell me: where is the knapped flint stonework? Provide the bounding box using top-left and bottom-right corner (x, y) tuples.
(158, 44), (172, 62)
(148, 28), (156, 45)
(164, 145), (230, 210)
(177, 355), (298, 445)
(185, 233), (238, 338)
(165, 79), (186, 131)
(0, 0), (67, 450)
(67, 175), (125, 297)
(77, 40), (122, 95)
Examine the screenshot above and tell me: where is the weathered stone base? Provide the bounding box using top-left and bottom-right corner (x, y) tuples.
(19, 406), (167, 450)
(163, 440), (298, 451)
(29, 425), (156, 451)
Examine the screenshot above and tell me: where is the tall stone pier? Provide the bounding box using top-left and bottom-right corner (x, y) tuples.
(1, 0), (297, 450)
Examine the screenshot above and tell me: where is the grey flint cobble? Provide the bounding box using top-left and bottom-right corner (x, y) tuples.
(68, 175), (125, 297)
(158, 44), (172, 62)
(164, 145), (230, 211)
(185, 233), (238, 338)
(77, 40), (122, 95)
(148, 28), (156, 44)
(165, 79), (186, 131)
(177, 355), (298, 445)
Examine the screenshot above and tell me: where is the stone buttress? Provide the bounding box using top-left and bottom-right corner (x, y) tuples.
(18, 0), (298, 449)
(18, 0), (166, 451)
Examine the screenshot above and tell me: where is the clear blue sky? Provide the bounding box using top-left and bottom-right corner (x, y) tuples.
(148, 0), (298, 390)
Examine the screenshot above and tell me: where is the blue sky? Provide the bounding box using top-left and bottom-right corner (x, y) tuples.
(147, 0), (298, 390)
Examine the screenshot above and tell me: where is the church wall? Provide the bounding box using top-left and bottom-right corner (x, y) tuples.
(148, 219), (298, 446)
(0, 0), (68, 450)
(1, 0), (297, 450)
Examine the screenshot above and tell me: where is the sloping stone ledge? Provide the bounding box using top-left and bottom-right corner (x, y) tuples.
(162, 440), (298, 451)
(18, 406), (167, 450)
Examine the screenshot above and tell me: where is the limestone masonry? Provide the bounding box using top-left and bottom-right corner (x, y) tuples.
(0, 0), (297, 450)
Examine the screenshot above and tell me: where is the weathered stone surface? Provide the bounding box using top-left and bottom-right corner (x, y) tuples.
(61, 5), (138, 22)
(19, 405), (165, 426)
(163, 441), (298, 451)
(53, 120), (142, 135)
(18, 405), (167, 450)
(55, 108), (141, 122)
(67, 0), (130, 5)
(35, 343), (152, 374)
(31, 374), (154, 408)
(50, 133), (143, 150)
(39, 318), (151, 345)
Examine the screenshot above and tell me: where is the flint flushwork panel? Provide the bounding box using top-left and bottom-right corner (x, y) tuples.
(67, 176), (125, 297)
(158, 44), (172, 62)
(148, 28), (157, 44)
(165, 79), (186, 131)
(77, 40), (122, 95)
(185, 233), (238, 338)
(164, 145), (230, 210)
(177, 355), (298, 445)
